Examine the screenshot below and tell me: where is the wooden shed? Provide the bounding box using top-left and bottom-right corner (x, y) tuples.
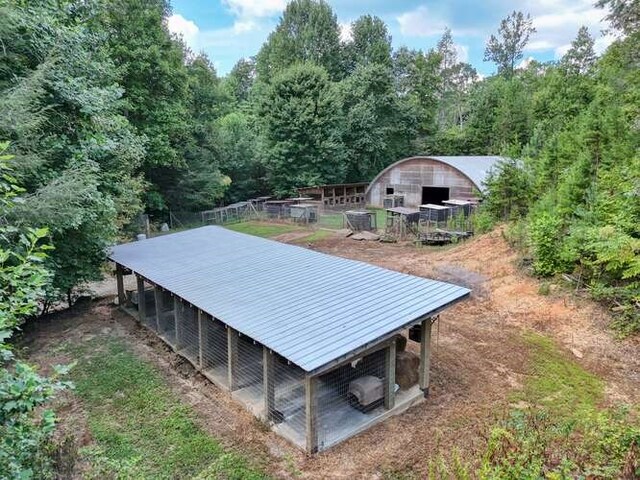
(297, 182), (369, 207)
(366, 156), (503, 208)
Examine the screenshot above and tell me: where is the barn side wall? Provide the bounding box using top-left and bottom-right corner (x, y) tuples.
(366, 158), (477, 207)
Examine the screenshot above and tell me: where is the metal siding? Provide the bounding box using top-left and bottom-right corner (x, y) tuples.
(366, 156), (504, 206)
(109, 226), (470, 372)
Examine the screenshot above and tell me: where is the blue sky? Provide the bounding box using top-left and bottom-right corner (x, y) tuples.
(168, 0), (615, 76)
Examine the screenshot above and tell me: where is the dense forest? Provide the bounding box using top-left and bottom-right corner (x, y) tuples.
(0, 0), (638, 477)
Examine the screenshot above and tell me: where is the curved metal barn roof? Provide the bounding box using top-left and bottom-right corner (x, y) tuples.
(109, 227), (470, 373)
(367, 155), (504, 192)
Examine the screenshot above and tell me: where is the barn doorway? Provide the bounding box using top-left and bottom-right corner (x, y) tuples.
(421, 186), (449, 205)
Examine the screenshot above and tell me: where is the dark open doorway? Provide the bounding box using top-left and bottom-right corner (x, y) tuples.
(421, 186), (449, 205)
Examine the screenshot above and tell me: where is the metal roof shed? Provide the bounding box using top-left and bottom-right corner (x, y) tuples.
(109, 226), (470, 452)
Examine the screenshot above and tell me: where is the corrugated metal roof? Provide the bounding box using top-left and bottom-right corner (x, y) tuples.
(429, 156), (502, 191)
(367, 156), (504, 193)
(109, 226), (470, 373)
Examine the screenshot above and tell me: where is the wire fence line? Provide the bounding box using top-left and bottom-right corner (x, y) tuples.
(128, 279), (425, 452)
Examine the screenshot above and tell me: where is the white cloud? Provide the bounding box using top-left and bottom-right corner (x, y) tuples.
(167, 14), (200, 48)
(396, 6), (447, 37)
(223, 0), (287, 19)
(233, 20), (257, 34)
(522, 0), (612, 58)
(339, 22), (353, 43)
(165, 1), (286, 69)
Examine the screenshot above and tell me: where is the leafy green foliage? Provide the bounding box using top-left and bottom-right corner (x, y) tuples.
(259, 63), (345, 196)
(256, 0), (343, 81)
(338, 64), (417, 181)
(0, 1), (145, 303)
(344, 15), (393, 72)
(0, 144), (70, 479)
(474, 14), (639, 331)
(429, 333), (638, 479)
(484, 11), (536, 77)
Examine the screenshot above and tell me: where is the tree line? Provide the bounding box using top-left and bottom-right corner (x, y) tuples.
(0, 0), (638, 326)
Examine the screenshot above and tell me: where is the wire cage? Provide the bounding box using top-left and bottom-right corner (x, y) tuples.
(269, 353), (307, 447)
(176, 301), (200, 365)
(316, 349), (387, 450)
(200, 314), (229, 387)
(124, 271), (433, 453)
(232, 333), (264, 416)
(155, 289), (176, 345)
(138, 283), (158, 331)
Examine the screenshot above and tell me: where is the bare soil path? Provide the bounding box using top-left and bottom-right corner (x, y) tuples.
(21, 228), (640, 479)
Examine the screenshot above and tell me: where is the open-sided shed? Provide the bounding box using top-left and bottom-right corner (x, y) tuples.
(109, 227), (470, 452)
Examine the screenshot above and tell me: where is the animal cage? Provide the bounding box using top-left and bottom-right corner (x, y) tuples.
(344, 210), (377, 231)
(176, 301), (200, 365)
(316, 349), (387, 449)
(200, 313), (229, 387)
(113, 227), (470, 453)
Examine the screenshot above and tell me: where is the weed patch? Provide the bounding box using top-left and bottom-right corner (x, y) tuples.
(424, 333), (639, 479)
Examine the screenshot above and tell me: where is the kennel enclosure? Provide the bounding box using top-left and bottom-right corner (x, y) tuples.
(110, 226), (470, 452)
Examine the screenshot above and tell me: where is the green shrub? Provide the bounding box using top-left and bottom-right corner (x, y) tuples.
(529, 211), (563, 276)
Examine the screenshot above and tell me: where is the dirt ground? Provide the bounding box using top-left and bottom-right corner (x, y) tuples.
(22, 228), (640, 479)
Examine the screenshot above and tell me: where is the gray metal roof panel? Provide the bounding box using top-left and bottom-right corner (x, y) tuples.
(429, 156), (503, 191)
(109, 226), (470, 372)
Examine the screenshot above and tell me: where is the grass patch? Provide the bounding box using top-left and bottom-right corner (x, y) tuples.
(292, 229), (334, 244)
(67, 339), (267, 479)
(224, 221), (303, 238)
(515, 332), (604, 417)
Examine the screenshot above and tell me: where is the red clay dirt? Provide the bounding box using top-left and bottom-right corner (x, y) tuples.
(21, 228), (640, 479)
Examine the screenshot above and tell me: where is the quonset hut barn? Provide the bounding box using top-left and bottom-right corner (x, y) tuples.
(366, 156), (502, 207)
(109, 227), (470, 452)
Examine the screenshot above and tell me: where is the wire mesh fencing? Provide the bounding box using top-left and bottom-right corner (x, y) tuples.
(200, 314), (229, 387)
(268, 353), (307, 447)
(158, 293), (177, 347)
(175, 301), (199, 365)
(232, 333), (264, 415)
(315, 348), (387, 450)
(139, 282), (158, 331)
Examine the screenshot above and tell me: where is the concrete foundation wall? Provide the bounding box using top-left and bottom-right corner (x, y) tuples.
(367, 158), (477, 207)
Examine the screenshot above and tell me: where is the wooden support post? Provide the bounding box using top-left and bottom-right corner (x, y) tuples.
(227, 328), (238, 391)
(153, 286), (163, 332)
(305, 375), (318, 453)
(263, 347), (275, 421)
(198, 311), (208, 369)
(136, 276), (145, 323)
(174, 297), (182, 350)
(116, 264), (126, 306)
(419, 317), (433, 396)
(384, 340), (397, 409)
